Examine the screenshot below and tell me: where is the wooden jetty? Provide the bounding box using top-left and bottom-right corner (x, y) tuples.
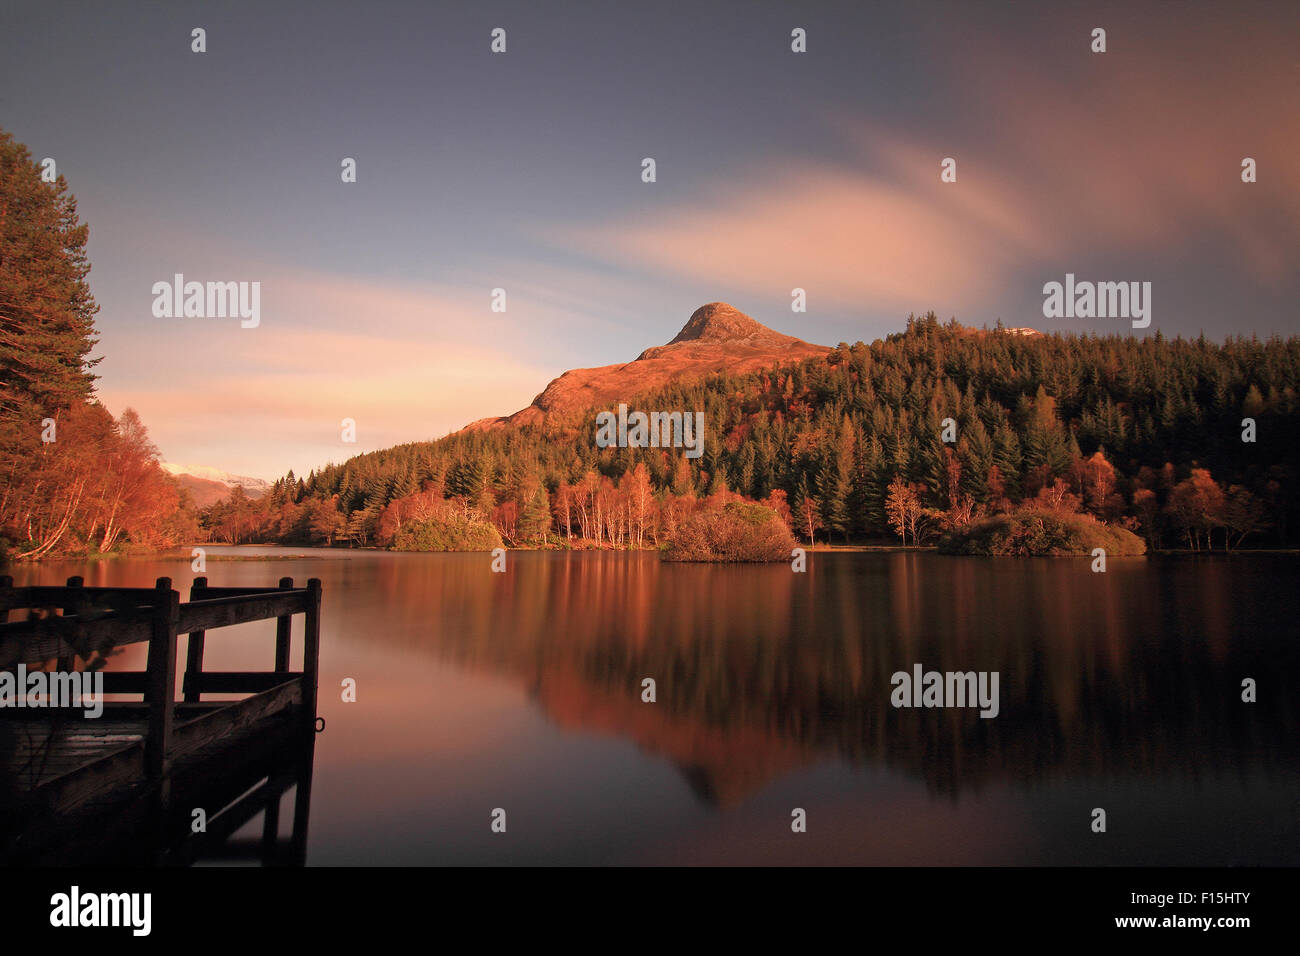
(0, 575), (322, 865)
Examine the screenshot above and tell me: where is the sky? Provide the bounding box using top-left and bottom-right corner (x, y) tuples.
(1, 0), (1297, 479)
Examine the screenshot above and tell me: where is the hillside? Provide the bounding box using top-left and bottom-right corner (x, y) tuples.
(200, 311), (1300, 552)
(465, 302), (828, 430)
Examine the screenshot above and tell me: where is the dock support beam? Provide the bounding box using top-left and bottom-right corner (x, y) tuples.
(302, 578), (321, 737)
(145, 577), (180, 783)
(183, 577), (208, 703)
(275, 576), (293, 671)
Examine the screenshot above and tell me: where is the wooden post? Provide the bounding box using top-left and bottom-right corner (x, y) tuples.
(183, 577), (208, 703)
(274, 576), (293, 672)
(302, 578), (321, 736)
(145, 577), (180, 781)
(0, 574), (11, 623)
(60, 575), (84, 671)
(261, 790), (283, 864)
(288, 732), (317, 866)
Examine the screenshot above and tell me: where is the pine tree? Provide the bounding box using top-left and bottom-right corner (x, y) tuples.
(0, 130), (104, 540)
(518, 476), (552, 544)
(0, 130), (100, 420)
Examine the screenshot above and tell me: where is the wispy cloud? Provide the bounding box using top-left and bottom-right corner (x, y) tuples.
(550, 12), (1300, 315)
(555, 145), (1055, 313)
(98, 271), (556, 477)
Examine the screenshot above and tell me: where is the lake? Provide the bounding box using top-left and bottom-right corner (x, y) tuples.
(11, 548), (1299, 865)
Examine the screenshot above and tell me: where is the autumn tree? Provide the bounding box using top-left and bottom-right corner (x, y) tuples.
(1220, 485), (1265, 550)
(885, 478), (922, 546)
(1166, 468), (1225, 550)
(306, 495), (345, 546)
(795, 476), (822, 544)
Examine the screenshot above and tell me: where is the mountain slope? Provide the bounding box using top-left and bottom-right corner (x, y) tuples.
(163, 463), (271, 507)
(214, 312), (1299, 551)
(465, 303), (828, 430)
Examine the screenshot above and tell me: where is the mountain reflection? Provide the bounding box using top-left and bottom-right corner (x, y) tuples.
(355, 551), (1300, 804)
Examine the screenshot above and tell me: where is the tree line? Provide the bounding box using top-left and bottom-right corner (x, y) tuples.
(199, 316), (1298, 552)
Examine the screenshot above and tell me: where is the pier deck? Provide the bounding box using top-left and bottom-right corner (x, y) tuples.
(0, 575), (322, 865)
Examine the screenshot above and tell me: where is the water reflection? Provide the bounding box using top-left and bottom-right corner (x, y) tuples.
(354, 551), (1299, 802)
(11, 549), (1299, 865)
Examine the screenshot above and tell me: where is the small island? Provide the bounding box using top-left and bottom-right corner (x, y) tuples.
(937, 508), (1146, 557)
(663, 501), (796, 562)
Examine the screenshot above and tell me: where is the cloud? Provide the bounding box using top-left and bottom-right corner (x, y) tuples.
(97, 271), (556, 477)
(92, 236), (724, 477)
(556, 146), (1059, 314)
(549, 10), (1300, 314)
(933, 13), (1300, 283)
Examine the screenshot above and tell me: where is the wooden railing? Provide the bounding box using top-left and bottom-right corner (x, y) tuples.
(0, 574), (321, 782)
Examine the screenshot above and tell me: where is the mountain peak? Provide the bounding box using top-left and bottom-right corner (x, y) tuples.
(464, 303), (829, 432)
(669, 302), (768, 344)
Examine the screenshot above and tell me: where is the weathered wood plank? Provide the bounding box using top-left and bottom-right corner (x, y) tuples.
(168, 677), (303, 762)
(1, 702), (225, 723)
(0, 610), (153, 667)
(32, 740), (147, 815)
(182, 671), (303, 695)
(194, 586), (294, 598)
(100, 671), (149, 694)
(3, 585), (312, 668)
(176, 591), (307, 633)
(0, 585), (168, 612)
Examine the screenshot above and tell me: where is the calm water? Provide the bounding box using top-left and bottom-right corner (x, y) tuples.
(13, 548), (1300, 865)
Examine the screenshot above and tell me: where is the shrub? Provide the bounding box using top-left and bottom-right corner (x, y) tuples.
(937, 507), (1147, 556)
(663, 501), (796, 562)
(391, 511), (503, 552)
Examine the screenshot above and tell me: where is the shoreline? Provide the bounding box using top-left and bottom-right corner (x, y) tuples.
(9, 543), (1299, 564)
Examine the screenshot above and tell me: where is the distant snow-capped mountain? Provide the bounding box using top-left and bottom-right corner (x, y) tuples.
(162, 463), (272, 506)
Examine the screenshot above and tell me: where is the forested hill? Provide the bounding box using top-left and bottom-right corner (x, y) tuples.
(208, 314), (1299, 550)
